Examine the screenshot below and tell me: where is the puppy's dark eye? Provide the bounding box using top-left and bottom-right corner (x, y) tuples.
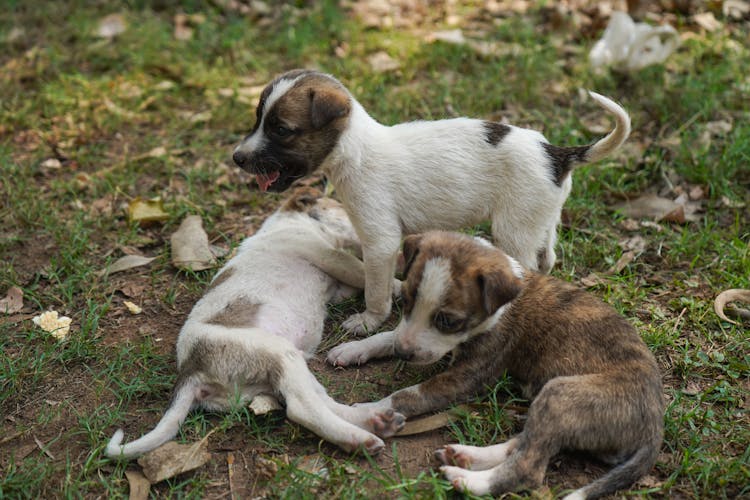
(275, 125), (293, 137)
(433, 312), (465, 333)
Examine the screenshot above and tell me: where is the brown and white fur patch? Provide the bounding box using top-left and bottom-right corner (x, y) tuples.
(327, 231), (664, 499)
(232, 70), (630, 335)
(105, 187), (404, 459)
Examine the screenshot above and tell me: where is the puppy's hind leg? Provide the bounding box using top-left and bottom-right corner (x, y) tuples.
(277, 349), (388, 454)
(490, 217), (543, 272)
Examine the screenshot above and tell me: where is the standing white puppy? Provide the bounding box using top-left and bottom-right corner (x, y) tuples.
(105, 187), (404, 459)
(232, 70), (630, 334)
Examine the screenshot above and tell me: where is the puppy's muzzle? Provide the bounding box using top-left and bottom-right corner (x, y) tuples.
(233, 150), (250, 169)
(394, 345), (415, 362)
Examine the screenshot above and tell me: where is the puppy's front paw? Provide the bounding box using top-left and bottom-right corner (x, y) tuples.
(435, 445), (472, 468)
(440, 466), (492, 496)
(360, 436), (385, 455)
(327, 340), (372, 367)
(342, 311), (385, 336)
(369, 409), (405, 438)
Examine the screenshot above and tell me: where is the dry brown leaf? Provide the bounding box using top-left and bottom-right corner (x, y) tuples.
(614, 194), (700, 223)
(693, 12), (722, 32)
(396, 404), (473, 436)
(0, 286), (24, 314)
(174, 14), (194, 41)
(97, 13), (127, 39)
(608, 250), (636, 274)
(580, 272), (608, 287)
(104, 98), (139, 120)
(368, 51), (400, 73)
(171, 215), (216, 271)
(137, 440), (211, 484)
(98, 255), (157, 277)
(714, 289), (750, 325)
(124, 470), (151, 500)
(296, 454), (328, 478)
(720, 195), (746, 208)
(704, 120), (732, 136)
(127, 197), (169, 225)
(619, 235), (646, 253)
(118, 282), (146, 298)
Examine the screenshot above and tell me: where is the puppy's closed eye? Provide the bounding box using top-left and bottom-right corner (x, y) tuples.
(433, 311), (466, 333)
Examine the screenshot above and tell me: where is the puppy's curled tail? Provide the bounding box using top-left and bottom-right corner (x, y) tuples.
(105, 375), (198, 460)
(562, 443), (659, 500)
(584, 92), (631, 164)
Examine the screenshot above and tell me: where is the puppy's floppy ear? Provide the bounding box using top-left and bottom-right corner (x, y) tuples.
(282, 186), (322, 212)
(309, 88), (350, 129)
(477, 270), (521, 316)
(401, 234), (423, 278)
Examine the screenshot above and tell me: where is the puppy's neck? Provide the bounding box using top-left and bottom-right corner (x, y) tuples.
(321, 98), (386, 188)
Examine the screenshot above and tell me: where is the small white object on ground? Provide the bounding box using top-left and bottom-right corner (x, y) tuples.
(589, 12), (679, 72)
(32, 310), (72, 340)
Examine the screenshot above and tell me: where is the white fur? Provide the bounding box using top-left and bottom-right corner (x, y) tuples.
(106, 198), (404, 459)
(563, 490), (587, 500)
(506, 255), (525, 279)
(318, 87), (629, 334)
(233, 76), (301, 156)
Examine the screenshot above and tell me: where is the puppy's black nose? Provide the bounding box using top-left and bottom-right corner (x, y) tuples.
(232, 150), (247, 167)
(394, 346), (414, 361)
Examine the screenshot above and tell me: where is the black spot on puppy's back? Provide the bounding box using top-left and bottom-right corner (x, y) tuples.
(483, 121), (511, 146)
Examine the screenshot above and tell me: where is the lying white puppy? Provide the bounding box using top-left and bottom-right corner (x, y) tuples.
(105, 187), (404, 459)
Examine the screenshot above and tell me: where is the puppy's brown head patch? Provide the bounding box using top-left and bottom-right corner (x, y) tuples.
(233, 70), (351, 193)
(402, 231), (524, 332)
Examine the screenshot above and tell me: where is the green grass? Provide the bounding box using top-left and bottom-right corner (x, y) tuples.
(1, 1), (749, 498)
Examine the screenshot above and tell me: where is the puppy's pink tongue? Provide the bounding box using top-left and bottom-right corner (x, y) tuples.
(256, 171), (280, 192)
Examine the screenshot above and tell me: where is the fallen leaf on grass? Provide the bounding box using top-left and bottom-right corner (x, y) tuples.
(0, 286), (24, 314)
(174, 13), (193, 41)
(714, 289), (750, 325)
(614, 194), (701, 223)
(580, 273), (608, 287)
(296, 454), (328, 478)
(128, 197), (169, 225)
(137, 440), (211, 483)
(368, 51), (400, 73)
(32, 311), (72, 340)
(693, 12), (722, 32)
(124, 470), (150, 500)
(171, 215), (216, 271)
(97, 13), (127, 39)
(396, 404), (473, 436)
(97, 255), (157, 277)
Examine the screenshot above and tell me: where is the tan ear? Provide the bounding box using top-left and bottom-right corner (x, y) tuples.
(401, 234), (423, 278)
(281, 186), (322, 212)
(309, 88), (350, 129)
(477, 270), (521, 316)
